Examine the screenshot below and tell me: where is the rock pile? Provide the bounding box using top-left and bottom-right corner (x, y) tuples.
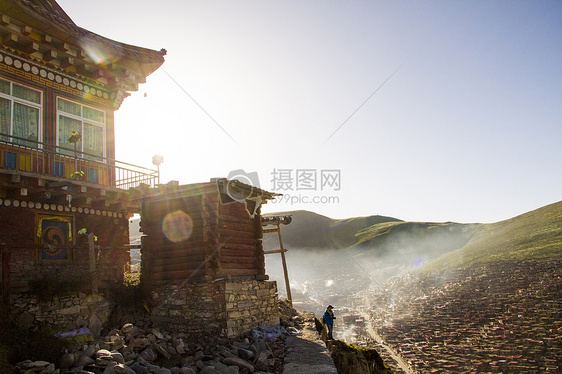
(326, 340), (392, 374)
(13, 322), (287, 374)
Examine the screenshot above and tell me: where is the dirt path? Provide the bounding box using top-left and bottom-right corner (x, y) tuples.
(363, 316), (415, 374)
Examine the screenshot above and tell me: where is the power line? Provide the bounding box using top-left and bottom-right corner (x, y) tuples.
(321, 61), (406, 147)
(329, 237), (385, 290)
(161, 68), (240, 147)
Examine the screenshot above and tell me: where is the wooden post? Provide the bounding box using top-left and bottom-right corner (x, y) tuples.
(276, 225), (293, 307)
(73, 141), (77, 173)
(1, 245), (10, 321)
(263, 223), (294, 307)
(88, 233), (98, 294)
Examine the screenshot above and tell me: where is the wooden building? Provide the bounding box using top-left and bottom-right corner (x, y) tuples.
(141, 179), (281, 337)
(141, 178), (278, 284)
(0, 0), (165, 327)
(0, 0), (282, 338)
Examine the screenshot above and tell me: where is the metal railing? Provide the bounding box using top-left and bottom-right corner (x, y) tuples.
(0, 133), (158, 189)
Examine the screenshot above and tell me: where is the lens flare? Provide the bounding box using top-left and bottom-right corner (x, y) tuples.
(162, 210), (193, 243)
(80, 38), (114, 65)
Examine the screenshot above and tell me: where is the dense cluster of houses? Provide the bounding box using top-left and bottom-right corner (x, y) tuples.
(345, 258), (561, 373)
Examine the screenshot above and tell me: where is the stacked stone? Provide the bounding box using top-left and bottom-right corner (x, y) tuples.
(150, 280), (279, 339)
(224, 281), (279, 337)
(14, 322), (286, 374)
(11, 293), (113, 335)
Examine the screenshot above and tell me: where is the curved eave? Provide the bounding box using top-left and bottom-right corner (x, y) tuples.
(76, 28), (166, 77)
(3, 0), (165, 79)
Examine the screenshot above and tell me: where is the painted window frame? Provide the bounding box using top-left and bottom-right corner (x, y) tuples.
(35, 213), (74, 263)
(0, 77), (43, 148)
(56, 97), (106, 161)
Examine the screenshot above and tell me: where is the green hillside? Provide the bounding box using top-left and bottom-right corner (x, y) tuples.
(354, 220), (476, 257)
(422, 200), (562, 272)
(265, 201), (562, 269)
(262, 211), (474, 266)
(262, 210), (400, 249)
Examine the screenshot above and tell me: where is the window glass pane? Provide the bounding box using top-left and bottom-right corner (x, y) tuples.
(84, 122), (104, 158)
(57, 98), (81, 116)
(13, 103), (39, 147)
(0, 79), (10, 95)
(0, 97), (11, 141)
(13, 84), (41, 104)
(59, 115), (81, 155)
(83, 106), (105, 123)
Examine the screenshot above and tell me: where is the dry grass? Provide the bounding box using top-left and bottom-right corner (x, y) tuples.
(422, 200), (562, 272)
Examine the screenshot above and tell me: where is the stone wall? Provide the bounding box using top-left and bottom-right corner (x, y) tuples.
(150, 281), (226, 337)
(9, 292), (114, 336)
(150, 279), (279, 339)
(0, 205), (130, 332)
(225, 280), (279, 337)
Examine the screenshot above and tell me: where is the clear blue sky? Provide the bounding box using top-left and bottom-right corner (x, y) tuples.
(58, 0), (561, 223)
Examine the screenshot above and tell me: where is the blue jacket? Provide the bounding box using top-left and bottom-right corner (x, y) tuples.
(323, 309), (335, 325)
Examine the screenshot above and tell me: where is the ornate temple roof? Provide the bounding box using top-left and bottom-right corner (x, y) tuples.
(0, 0), (166, 106)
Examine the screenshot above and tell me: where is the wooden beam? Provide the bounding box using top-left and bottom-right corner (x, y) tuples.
(91, 67), (105, 79)
(264, 249), (288, 255)
(60, 56), (74, 69)
(22, 41), (39, 54)
(3, 33), (19, 48)
(63, 43), (78, 57)
(47, 181), (72, 188)
(1, 15), (10, 26)
(42, 49), (57, 62)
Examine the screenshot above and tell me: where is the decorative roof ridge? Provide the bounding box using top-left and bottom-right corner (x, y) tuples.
(21, 0), (77, 28)
(77, 27), (167, 63)
(16, 0), (166, 64)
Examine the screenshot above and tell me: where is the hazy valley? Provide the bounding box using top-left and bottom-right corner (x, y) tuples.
(263, 201), (562, 372)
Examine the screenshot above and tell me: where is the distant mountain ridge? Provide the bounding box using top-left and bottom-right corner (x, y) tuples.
(262, 210), (402, 250)
(262, 210), (474, 262)
(264, 200), (562, 270)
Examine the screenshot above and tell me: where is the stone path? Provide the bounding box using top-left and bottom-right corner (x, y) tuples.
(282, 317), (338, 374)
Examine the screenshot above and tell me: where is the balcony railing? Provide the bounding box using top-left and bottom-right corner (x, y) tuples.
(0, 133), (158, 189)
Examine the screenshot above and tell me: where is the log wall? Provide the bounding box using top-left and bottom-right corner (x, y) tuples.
(140, 183), (279, 337)
(140, 185), (266, 284)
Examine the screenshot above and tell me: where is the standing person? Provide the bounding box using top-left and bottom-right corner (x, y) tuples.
(323, 305), (336, 340)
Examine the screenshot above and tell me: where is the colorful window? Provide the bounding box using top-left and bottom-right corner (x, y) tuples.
(0, 78), (42, 148)
(57, 98), (106, 160)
